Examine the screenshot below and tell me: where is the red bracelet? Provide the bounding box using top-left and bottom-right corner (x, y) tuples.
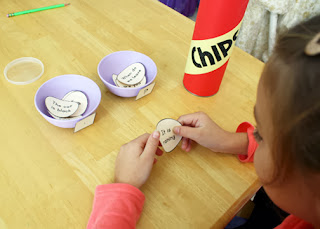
(236, 122), (258, 163)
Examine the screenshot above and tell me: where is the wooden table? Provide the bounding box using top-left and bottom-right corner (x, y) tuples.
(0, 0), (263, 228)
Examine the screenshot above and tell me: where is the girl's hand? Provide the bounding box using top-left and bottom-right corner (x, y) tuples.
(173, 112), (248, 154)
(114, 131), (163, 189)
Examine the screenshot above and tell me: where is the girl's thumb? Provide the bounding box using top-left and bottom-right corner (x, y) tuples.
(173, 126), (199, 141)
(142, 131), (160, 161)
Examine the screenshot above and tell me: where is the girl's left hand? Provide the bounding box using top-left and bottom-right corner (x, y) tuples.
(114, 131), (163, 189)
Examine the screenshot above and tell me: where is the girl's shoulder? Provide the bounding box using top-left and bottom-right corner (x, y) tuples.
(275, 215), (314, 229)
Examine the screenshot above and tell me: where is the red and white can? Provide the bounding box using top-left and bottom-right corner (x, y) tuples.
(184, 0), (249, 96)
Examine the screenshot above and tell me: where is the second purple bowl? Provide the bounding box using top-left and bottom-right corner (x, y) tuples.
(97, 51), (157, 97)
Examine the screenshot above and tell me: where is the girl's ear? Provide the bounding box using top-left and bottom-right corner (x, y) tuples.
(304, 32), (320, 56)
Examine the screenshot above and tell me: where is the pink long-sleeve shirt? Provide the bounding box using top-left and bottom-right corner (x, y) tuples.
(87, 122), (314, 229)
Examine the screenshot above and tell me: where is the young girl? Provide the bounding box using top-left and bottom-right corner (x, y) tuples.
(87, 15), (320, 229)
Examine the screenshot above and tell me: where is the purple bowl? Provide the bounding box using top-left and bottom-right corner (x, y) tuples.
(34, 74), (101, 128)
(97, 51), (157, 97)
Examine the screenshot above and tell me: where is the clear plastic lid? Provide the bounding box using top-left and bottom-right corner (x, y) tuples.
(4, 57), (44, 85)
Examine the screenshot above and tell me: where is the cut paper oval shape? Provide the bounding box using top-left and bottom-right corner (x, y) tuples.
(117, 75), (147, 88)
(112, 74), (119, 86)
(49, 111), (82, 120)
(62, 91), (88, 117)
(156, 118), (182, 152)
(117, 63), (145, 85)
(45, 96), (79, 118)
(62, 91), (74, 99)
(131, 76), (147, 87)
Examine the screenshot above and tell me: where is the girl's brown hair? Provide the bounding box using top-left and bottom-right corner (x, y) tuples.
(262, 15), (320, 180)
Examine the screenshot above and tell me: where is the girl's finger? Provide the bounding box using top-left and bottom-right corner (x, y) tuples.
(156, 148), (163, 156)
(186, 139), (192, 152)
(181, 137), (188, 151)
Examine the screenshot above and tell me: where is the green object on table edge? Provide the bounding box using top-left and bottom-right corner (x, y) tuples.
(7, 3), (70, 17)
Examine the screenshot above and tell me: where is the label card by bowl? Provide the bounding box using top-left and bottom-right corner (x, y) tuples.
(62, 91), (88, 117)
(156, 118), (182, 152)
(117, 63), (145, 85)
(45, 96), (79, 118)
(135, 82), (155, 100)
(74, 112), (96, 133)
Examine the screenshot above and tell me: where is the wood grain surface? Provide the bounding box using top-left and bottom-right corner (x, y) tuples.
(0, 0), (263, 228)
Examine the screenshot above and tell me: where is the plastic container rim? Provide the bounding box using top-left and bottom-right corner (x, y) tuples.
(4, 57), (44, 85)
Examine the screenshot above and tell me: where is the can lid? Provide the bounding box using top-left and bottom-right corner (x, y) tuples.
(4, 57), (44, 85)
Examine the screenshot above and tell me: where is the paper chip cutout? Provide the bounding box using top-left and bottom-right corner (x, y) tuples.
(62, 91), (88, 117)
(135, 82), (155, 100)
(49, 111), (82, 120)
(112, 74), (119, 86)
(45, 96), (79, 118)
(156, 118), (182, 152)
(74, 113), (96, 133)
(116, 76), (147, 88)
(117, 63), (145, 85)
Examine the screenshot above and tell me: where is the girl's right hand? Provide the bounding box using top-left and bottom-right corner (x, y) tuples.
(173, 112), (248, 154)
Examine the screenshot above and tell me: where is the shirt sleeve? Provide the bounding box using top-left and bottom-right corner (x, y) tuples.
(87, 183), (145, 229)
(236, 122), (258, 163)
(274, 215), (314, 229)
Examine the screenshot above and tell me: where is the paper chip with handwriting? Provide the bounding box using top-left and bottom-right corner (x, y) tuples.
(156, 118), (182, 152)
(117, 63), (145, 85)
(45, 96), (79, 118)
(117, 75), (147, 88)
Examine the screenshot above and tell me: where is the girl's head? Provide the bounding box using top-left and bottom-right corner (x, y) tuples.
(253, 15), (320, 224)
